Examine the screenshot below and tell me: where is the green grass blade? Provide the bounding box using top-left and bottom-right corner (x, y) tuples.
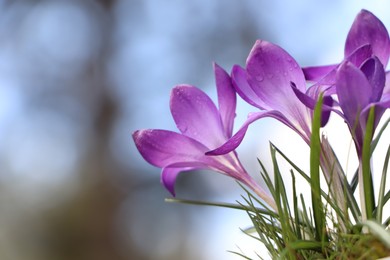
(376, 145), (390, 223)
(350, 169), (358, 192)
(361, 106), (376, 220)
(272, 143), (353, 223)
(310, 94), (327, 242)
(165, 198), (277, 217)
(351, 113), (388, 192)
(291, 170), (302, 240)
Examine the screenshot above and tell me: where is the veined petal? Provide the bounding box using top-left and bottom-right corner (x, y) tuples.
(161, 166), (196, 196)
(246, 40), (309, 124)
(132, 129), (209, 167)
(206, 110), (295, 155)
(170, 85), (226, 148)
(345, 9), (390, 67)
(360, 56), (385, 103)
(231, 65), (264, 109)
(336, 62), (372, 129)
(214, 63), (236, 137)
(303, 64), (337, 82)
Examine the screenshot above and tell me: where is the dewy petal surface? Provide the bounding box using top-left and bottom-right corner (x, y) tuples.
(170, 85), (226, 148)
(214, 63), (236, 137)
(345, 9), (390, 67)
(231, 65), (264, 109)
(133, 129), (210, 167)
(246, 40), (307, 112)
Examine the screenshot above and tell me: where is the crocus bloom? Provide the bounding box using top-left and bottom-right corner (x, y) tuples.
(133, 64), (277, 210)
(207, 40), (326, 155)
(303, 9), (390, 94)
(336, 57), (389, 156)
(204, 41), (344, 212)
(302, 9), (390, 156)
(335, 58), (390, 221)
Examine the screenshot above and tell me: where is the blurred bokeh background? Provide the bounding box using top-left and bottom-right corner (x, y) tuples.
(0, 0), (389, 259)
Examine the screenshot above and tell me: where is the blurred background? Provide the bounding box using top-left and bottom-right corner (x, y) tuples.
(0, 0), (389, 259)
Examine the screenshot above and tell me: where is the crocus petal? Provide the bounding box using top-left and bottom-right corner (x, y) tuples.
(302, 43), (373, 90)
(214, 63), (236, 137)
(360, 56), (385, 102)
(161, 166), (196, 196)
(345, 9), (390, 67)
(170, 85), (226, 148)
(231, 65), (264, 109)
(246, 40), (307, 113)
(336, 62), (372, 129)
(133, 129), (209, 167)
(244, 40), (312, 137)
(379, 93), (390, 108)
(206, 110), (295, 155)
(345, 44), (373, 66)
(302, 64), (337, 82)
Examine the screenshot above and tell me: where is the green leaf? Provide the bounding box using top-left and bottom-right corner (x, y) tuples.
(361, 106), (376, 220)
(310, 94), (327, 242)
(165, 198), (277, 217)
(351, 116), (389, 193)
(271, 143), (353, 223)
(375, 145), (390, 223)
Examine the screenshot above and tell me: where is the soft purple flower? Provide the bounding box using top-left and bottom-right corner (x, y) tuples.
(303, 9), (390, 91)
(336, 58), (390, 156)
(133, 64), (276, 209)
(207, 40), (321, 155)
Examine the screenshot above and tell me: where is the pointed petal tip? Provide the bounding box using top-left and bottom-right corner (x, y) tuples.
(170, 84), (192, 96)
(132, 129), (139, 138)
(132, 129), (145, 144)
(213, 61), (221, 70)
(346, 9), (389, 66)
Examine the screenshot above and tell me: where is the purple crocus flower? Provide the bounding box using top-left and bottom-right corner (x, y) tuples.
(336, 57), (390, 156)
(207, 40), (317, 155)
(133, 63), (277, 210)
(335, 57), (390, 221)
(303, 9), (390, 93)
(301, 9), (390, 156)
(203, 41), (346, 212)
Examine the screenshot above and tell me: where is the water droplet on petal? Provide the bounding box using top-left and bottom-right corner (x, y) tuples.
(256, 75), (264, 82)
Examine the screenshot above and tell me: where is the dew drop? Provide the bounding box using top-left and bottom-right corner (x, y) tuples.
(256, 75), (264, 82)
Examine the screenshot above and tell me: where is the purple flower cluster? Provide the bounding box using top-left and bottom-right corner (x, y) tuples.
(133, 10), (389, 209)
